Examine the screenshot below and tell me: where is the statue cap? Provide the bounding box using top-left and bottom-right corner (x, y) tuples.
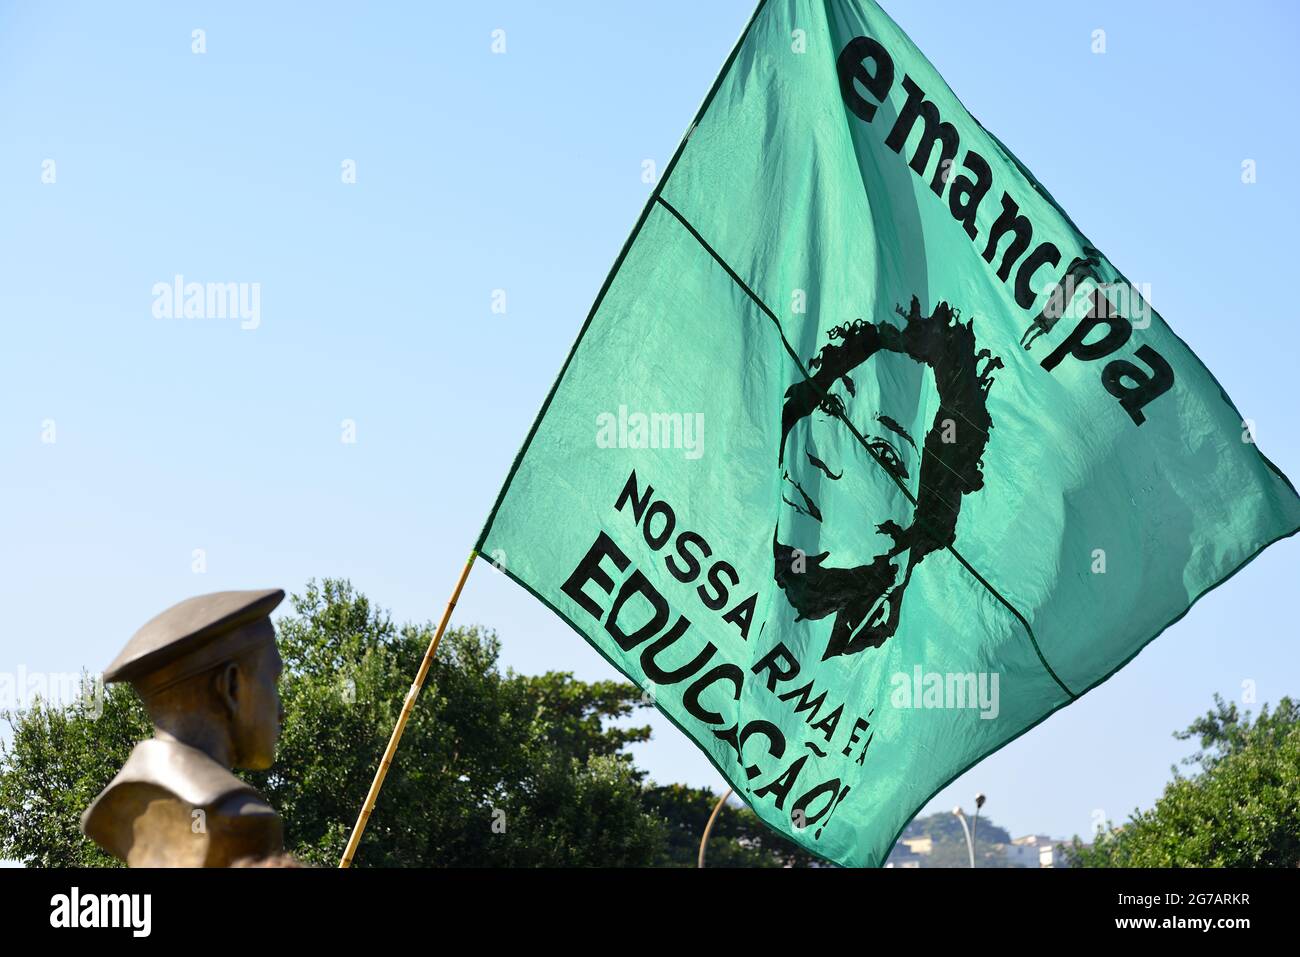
(104, 589), (284, 694)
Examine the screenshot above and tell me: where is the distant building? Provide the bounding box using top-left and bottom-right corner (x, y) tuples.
(900, 836), (933, 856)
(883, 851), (924, 868)
(1006, 834), (1075, 868)
(1037, 842), (1072, 868)
(884, 837), (933, 867)
(883, 819), (1080, 868)
(1005, 834), (1049, 867)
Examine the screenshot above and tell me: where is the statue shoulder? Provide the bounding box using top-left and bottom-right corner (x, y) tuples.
(82, 740), (283, 866)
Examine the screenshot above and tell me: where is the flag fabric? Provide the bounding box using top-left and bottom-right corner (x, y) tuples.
(476, 0), (1300, 866)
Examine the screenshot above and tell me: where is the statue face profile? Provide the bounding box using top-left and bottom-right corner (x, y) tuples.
(774, 298), (1002, 661)
(138, 617), (284, 771)
(223, 625), (284, 771)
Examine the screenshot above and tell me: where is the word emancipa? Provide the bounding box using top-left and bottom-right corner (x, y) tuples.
(50, 886), (151, 938)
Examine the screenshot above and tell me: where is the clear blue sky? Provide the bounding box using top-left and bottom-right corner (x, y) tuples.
(2, 0), (1297, 847)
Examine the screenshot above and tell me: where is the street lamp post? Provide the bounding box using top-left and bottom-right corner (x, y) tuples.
(697, 787), (734, 868)
(953, 793), (986, 868)
(952, 806), (974, 868)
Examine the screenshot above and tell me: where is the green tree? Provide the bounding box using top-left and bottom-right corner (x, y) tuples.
(1068, 694), (1300, 867)
(0, 683), (150, 867)
(259, 578), (665, 866)
(2, 579), (832, 867)
(1, 579), (666, 867)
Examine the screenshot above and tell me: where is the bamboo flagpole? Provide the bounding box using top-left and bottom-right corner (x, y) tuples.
(338, 550), (478, 868)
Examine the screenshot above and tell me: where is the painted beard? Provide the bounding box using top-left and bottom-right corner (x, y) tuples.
(773, 519), (916, 660)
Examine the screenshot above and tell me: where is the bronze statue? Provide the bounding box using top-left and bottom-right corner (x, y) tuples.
(81, 589), (288, 867)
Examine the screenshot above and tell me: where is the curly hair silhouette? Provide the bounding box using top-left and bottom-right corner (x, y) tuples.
(775, 296), (1002, 660)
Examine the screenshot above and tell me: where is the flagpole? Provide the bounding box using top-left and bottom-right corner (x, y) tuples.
(696, 786), (733, 868)
(338, 550), (478, 868)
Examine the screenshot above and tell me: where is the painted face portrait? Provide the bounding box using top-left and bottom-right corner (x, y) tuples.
(773, 297), (1002, 661)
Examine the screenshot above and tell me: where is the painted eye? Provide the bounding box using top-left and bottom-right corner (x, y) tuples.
(867, 438), (909, 481)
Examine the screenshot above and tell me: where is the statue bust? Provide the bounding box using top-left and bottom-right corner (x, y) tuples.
(81, 589), (288, 867)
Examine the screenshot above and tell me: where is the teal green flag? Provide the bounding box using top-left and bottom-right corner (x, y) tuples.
(477, 0), (1300, 866)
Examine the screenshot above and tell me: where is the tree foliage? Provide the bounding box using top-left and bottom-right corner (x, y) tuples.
(0, 684), (150, 867)
(1, 579), (809, 867)
(1068, 694), (1300, 867)
(227, 578), (665, 866)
